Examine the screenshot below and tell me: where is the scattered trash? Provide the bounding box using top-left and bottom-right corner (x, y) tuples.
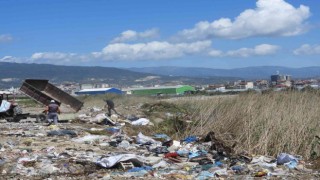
(72, 135), (106, 144)
(183, 136), (198, 143)
(128, 166), (152, 172)
(130, 118), (150, 125)
(96, 154), (146, 168)
(106, 127), (121, 134)
(277, 153), (299, 165)
(136, 132), (161, 145)
(0, 106), (317, 179)
(47, 130), (77, 137)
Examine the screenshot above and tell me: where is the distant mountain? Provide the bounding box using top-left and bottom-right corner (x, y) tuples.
(0, 62), (151, 84)
(128, 66), (320, 79)
(0, 62), (237, 88)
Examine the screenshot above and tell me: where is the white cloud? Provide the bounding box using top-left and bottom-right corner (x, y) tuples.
(7, 43), (279, 65)
(111, 28), (159, 43)
(208, 49), (223, 57)
(209, 44), (280, 57)
(31, 52), (78, 61)
(178, 0), (310, 40)
(0, 56), (20, 62)
(28, 43), (278, 63)
(0, 34), (13, 43)
(293, 44), (320, 55)
(95, 40), (212, 61)
(253, 44), (280, 55)
(30, 52), (90, 65)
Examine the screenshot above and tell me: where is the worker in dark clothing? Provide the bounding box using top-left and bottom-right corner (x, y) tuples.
(104, 99), (118, 117)
(44, 100), (61, 125)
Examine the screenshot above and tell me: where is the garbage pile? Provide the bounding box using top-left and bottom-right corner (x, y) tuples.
(0, 117), (318, 179)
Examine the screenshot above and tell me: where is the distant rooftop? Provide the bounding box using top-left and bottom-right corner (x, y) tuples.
(0, 90), (13, 95)
(124, 85), (189, 91)
(77, 88), (114, 92)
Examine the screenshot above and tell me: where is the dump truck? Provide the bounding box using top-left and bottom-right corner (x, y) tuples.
(0, 79), (83, 123)
(20, 79), (83, 112)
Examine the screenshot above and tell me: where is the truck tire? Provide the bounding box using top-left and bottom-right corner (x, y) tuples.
(5, 117), (14, 122)
(36, 114), (47, 123)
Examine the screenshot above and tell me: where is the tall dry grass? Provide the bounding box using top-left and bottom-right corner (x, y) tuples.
(173, 91), (320, 159)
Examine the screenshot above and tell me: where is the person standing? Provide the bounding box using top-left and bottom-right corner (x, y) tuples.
(104, 99), (118, 117)
(45, 100), (61, 125)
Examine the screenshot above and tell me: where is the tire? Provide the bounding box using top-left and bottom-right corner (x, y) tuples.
(5, 117), (14, 122)
(36, 114), (47, 123)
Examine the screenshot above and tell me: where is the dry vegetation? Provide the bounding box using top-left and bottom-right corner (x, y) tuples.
(172, 91), (320, 159)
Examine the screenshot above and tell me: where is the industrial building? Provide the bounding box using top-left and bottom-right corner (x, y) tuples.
(271, 74), (292, 87)
(75, 88), (123, 95)
(271, 74), (291, 82)
(125, 85), (195, 96)
(80, 83), (109, 90)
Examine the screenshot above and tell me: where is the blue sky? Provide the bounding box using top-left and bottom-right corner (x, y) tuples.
(0, 0), (319, 68)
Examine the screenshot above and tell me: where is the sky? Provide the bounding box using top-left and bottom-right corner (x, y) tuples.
(0, 0), (320, 69)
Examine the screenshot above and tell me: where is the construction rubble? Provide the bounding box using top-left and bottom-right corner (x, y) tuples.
(0, 109), (319, 179)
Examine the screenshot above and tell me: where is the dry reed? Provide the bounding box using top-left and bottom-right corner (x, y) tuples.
(173, 91), (320, 159)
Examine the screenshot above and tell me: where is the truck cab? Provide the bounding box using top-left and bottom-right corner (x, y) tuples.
(0, 91), (23, 121)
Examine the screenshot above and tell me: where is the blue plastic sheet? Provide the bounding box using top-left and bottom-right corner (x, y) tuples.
(215, 161), (223, 167)
(183, 136), (197, 143)
(128, 166), (152, 172)
(189, 150), (208, 159)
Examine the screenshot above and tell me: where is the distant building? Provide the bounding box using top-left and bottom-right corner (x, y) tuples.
(234, 81), (254, 89)
(124, 85), (195, 96)
(310, 84), (319, 89)
(80, 83), (109, 90)
(271, 74), (291, 82)
(206, 84), (226, 92)
(271, 74), (291, 81)
(271, 74), (292, 87)
(80, 84), (94, 90)
(75, 88), (123, 95)
(255, 80), (269, 89)
(0, 90), (13, 100)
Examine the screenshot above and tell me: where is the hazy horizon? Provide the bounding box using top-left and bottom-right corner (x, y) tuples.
(2, 61), (320, 70)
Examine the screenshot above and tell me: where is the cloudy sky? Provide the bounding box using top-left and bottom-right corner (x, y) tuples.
(0, 0), (319, 68)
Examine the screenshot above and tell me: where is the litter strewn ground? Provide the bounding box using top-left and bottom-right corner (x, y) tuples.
(0, 103), (319, 179)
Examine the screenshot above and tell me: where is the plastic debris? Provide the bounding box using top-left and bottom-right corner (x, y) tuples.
(47, 130), (77, 137)
(136, 132), (161, 145)
(128, 166), (152, 172)
(72, 135), (106, 143)
(131, 118), (150, 125)
(277, 153), (299, 165)
(183, 136), (198, 143)
(96, 154), (146, 168)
